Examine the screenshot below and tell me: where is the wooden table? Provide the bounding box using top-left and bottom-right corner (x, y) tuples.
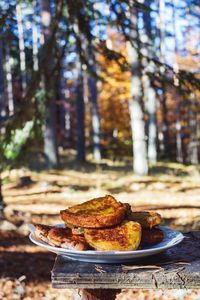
(52, 231), (200, 299)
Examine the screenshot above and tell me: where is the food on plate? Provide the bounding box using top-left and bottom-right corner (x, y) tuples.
(31, 195), (164, 252)
(60, 194), (126, 228)
(84, 221), (141, 251)
(47, 227), (89, 250)
(35, 225), (89, 250)
(141, 228), (164, 246)
(64, 222), (84, 235)
(71, 226), (84, 236)
(127, 211), (162, 229)
(34, 223), (52, 243)
(123, 202), (132, 216)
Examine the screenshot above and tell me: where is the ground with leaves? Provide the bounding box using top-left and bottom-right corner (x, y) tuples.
(0, 161), (200, 299)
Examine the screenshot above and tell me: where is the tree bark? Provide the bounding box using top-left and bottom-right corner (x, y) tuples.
(5, 43), (14, 116)
(32, 0), (39, 72)
(158, 0), (171, 159)
(142, 1), (157, 164)
(16, 2), (26, 95)
(171, 0), (183, 163)
(76, 56), (85, 162)
(73, 22), (86, 162)
(127, 8), (148, 176)
(0, 39), (6, 121)
(0, 173), (4, 217)
(88, 43), (101, 163)
(187, 94), (199, 164)
(40, 0), (59, 168)
(0, 40), (5, 216)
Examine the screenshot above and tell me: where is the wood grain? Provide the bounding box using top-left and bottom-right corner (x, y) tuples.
(52, 231), (200, 289)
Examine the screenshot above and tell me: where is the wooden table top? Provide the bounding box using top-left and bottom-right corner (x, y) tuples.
(52, 231), (200, 289)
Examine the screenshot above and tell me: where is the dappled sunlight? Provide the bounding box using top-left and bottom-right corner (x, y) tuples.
(2, 163), (200, 233)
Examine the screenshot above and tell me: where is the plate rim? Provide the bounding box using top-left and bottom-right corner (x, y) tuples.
(29, 225), (184, 256)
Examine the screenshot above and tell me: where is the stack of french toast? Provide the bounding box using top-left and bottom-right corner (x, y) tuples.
(34, 195), (164, 251)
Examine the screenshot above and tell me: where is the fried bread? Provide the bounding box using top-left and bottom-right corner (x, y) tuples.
(141, 228), (164, 246)
(64, 222), (84, 235)
(127, 211), (162, 229)
(60, 195), (126, 228)
(47, 228), (89, 250)
(34, 224), (52, 243)
(84, 221), (141, 251)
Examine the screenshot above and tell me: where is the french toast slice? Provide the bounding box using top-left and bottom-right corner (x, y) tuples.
(84, 221), (141, 251)
(141, 228), (164, 246)
(34, 224), (52, 243)
(64, 222), (84, 235)
(127, 211), (162, 229)
(34, 224), (88, 250)
(47, 228), (89, 250)
(60, 195), (126, 228)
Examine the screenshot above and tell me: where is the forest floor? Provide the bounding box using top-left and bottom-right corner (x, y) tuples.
(0, 160), (200, 300)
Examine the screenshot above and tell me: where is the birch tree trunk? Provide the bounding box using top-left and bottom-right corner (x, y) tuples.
(0, 39), (6, 132)
(88, 43), (101, 163)
(0, 39), (6, 117)
(5, 44), (14, 115)
(32, 0), (39, 72)
(16, 2), (26, 95)
(75, 42), (85, 161)
(40, 0), (59, 168)
(127, 8), (148, 176)
(172, 0), (183, 163)
(142, 1), (157, 164)
(75, 60), (85, 161)
(158, 0), (171, 158)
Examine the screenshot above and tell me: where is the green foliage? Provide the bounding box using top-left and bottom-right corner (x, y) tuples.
(3, 121), (34, 161)
(0, 119), (43, 170)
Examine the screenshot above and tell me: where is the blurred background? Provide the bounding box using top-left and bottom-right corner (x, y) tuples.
(0, 0), (199, 299)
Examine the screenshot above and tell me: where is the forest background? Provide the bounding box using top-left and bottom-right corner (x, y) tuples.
(0, 0), (200, 299)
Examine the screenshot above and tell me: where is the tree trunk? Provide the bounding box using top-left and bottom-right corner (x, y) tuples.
(0, 41), (5, 215)
(127, 8), (148, 176)
(5, 44), (14, 115)
(187, 94), (199, 164)
(0, 173), (4, 217)
(158, 0), (171, 158)
(76, 57), (85, 162)
(16, 2), (26, 94)
(171, 0), (183, 163)
(142, 1), (157, 164)
(0, 39), (5, 114)
(88, 43), (101, 163)
(73, 22), (86, 162)
(32, 0), (39, 72)
(40, 0), (59, 168)
(0, 39), (6, 136)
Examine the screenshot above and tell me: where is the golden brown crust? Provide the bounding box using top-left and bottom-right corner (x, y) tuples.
(64, 222), (84, 235)
(84, 221), (141, 251)
(141, 228), (164, 246)
(71, 227), (84, 236)
(127, 211), (162, 229)
(34, 224), (52, 243)
(60, 195), (126, 228)
(47, 228), (89, 250)
(34, 223), (52, 237)
(47, 227), (72, 245)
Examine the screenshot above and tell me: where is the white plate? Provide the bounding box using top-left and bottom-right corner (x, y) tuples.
(28, 224), (184, 263)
